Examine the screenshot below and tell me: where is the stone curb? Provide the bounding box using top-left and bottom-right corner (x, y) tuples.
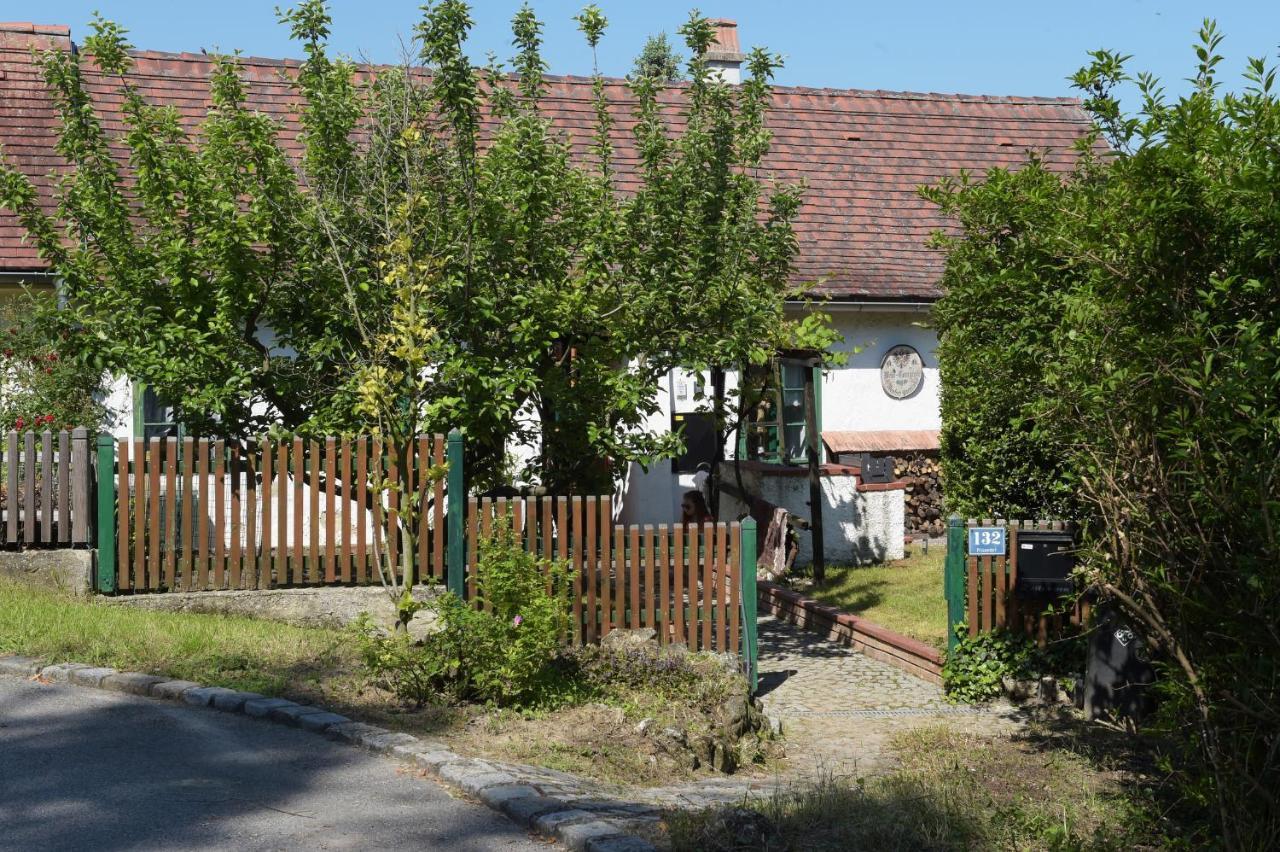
(1, 655), (658, 851)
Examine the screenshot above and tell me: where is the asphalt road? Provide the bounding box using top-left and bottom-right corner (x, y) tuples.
(0, 676), (549, 851)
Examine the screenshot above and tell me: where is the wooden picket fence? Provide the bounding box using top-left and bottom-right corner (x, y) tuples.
(956, 518), (1090, 646)
(109, 434), (450, 592)
(95, 432), (759, 681)
(1, 428), (94, 548)
(467, 496), (744, 652)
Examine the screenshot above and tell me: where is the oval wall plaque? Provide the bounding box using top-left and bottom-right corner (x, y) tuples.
(880, 344), (924, 399)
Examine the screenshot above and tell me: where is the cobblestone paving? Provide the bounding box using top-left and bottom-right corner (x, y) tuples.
(754, 614), (1021, 777)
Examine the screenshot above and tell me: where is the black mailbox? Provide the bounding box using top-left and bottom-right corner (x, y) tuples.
(1014, 529), (1076, 597)
(859, 453), (895, 484)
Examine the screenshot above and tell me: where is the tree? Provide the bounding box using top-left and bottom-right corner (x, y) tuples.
(0, 292), (107, 432)
(925, 22), (1280, 845)
(0, 2), (819, 496)
(631, 32), (682, 81)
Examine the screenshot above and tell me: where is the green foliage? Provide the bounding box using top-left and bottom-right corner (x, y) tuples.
(0, 292), (107, 431)
(925, 22), (1280, 844)
(942, 627), (1037, 703)
(354, 521), (572, 708)
(0, 2), (824, 494)
(631, 33), (683, 82)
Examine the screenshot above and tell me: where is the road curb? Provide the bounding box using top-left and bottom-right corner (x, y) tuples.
(4, 655), (658, 852)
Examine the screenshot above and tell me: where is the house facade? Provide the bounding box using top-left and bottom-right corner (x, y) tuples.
(0, 20), (1094, 563)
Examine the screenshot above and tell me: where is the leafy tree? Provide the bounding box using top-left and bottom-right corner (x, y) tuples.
(0, 2), (818, 496)
(925, 22), (1280, 845)
(631, 32), (683, 81)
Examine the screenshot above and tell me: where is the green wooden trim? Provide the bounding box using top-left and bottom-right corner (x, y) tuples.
(740, 516), (759, 692)
(446, 429), (466, 598)
(131, 380), (144, 438)
(812, 364), (824, 464)
(95, 434), (116, 593)
(944, 515), (966, 652)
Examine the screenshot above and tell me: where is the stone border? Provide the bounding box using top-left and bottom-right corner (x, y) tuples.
(0, 655), (658, 852)
(758, 582), (945, 684)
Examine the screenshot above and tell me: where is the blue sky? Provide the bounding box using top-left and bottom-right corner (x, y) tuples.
(33, 1), (1280, 103)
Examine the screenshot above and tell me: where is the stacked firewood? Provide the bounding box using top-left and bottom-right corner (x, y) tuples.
(894, 451), (945, 536)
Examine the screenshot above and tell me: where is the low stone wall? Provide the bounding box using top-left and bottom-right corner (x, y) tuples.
(758, 582), (944, 684)
(0, 550), (94, 596)
(102, 584), (443, 638)
(720, 462), (905, 566)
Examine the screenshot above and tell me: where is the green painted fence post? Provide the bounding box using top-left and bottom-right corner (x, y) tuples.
(740, 517), (758, 693)
(95, 434), (117, 593)
(945, 514), (966, 653)
(445, 429), (465, 599)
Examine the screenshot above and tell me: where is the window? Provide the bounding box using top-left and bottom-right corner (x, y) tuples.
(742, 358), (822, 464)
(133, 383), (183, 441)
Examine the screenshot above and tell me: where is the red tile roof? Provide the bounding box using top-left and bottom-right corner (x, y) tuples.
(0, 23), (1095, 299)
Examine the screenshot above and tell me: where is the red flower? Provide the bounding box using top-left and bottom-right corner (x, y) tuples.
(46, 353), (58, 362)
(2, 349), (11, 358)
(43, 366), (53, 375)
(14, 418), (24, 430)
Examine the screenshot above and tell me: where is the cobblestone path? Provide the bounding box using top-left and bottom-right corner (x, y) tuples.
(754, 614), (1019, 776)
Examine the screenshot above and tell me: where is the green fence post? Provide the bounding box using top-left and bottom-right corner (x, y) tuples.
(95, 434), (117, 593)
(739, 517), (759, 693)
(445, 429), (465, 599)
(945, 514), (966, 653)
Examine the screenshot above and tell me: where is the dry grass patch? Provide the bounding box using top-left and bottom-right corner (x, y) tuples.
(668, 722), (1168, 851)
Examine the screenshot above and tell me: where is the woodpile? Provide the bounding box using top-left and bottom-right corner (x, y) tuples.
(894, 451), (945, 537)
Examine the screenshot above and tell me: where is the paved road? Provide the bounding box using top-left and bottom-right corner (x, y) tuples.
(0, 677), (548, 851)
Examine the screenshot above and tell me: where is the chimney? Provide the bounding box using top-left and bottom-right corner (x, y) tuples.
(0, 22), (72, 51)
(705, 19), (745, 84)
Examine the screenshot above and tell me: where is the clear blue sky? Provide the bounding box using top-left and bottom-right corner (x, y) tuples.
(32, 1), (1280, 102)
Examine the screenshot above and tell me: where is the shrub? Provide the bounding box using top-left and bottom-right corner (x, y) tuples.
(943, 625), (1084, 704)
(355, 521), (572, 708)
(924, 25), (1280, 842)
(0, 293), (106, 432)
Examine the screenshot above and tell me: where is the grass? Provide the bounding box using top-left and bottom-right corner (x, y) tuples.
(0, 578), (357, 695)
(0, 578), (769, 788)
(791, 543), (948, 650)
(668, 723), (1170, 851)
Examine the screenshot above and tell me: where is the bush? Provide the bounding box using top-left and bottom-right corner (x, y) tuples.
(355, 521), (572, 708)
(926, 25), (1280, 843)
(0, 292), (106, 432)
(941, 624), (1086, 704)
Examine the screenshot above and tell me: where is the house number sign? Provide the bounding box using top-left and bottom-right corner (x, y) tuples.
(880, 344), (924, 399)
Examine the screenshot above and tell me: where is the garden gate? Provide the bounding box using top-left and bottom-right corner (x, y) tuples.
(943, 515), (1090, 652)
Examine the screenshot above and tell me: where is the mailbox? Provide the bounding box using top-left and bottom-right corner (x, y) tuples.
(1014, 529), (1075, 597)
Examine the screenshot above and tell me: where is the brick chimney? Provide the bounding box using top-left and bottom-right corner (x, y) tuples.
(0, 22), (72, 51)
(705, 19), (745, 84)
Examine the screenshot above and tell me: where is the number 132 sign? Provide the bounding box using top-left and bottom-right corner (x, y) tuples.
(968, 526), (1006, 556)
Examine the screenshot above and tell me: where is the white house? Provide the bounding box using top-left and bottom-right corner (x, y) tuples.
(0, 19), (1093, 564)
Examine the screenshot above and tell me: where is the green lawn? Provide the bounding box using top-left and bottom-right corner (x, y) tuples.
(794, 543), (948, 650)
(0, 578), (355, 696)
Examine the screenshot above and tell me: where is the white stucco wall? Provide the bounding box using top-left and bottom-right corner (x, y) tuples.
(720, 467), (905, 567)
(813, 305), (940, 433)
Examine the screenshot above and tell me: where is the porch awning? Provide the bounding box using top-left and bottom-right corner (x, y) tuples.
(822, 429), (940, 455)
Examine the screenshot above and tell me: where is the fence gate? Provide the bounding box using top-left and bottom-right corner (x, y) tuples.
(98, 433), (456, 593)
(944, 516), (1090, 651)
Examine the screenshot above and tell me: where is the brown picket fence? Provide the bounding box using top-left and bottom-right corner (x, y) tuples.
(1, 428), (94, 548)
(467, 496), (742, 652)
(113, 435), (448, 592)
(965, 518), (1090, 645)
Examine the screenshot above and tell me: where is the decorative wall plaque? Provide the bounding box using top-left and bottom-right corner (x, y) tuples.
(880, 344), (924, 399)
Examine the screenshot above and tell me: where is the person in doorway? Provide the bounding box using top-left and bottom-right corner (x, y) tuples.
(681, 490), (712, 525)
